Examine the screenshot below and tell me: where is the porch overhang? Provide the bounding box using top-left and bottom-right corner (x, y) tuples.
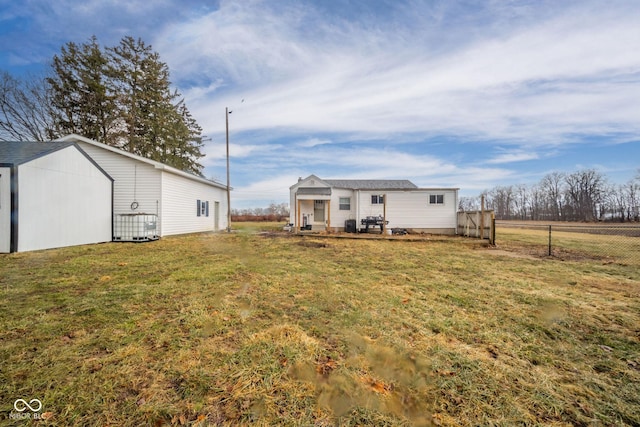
(296, 187), (331, 200)
(296, 194), (331, 200)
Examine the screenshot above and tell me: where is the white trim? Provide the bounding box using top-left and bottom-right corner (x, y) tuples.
(56, 134), (227, 190)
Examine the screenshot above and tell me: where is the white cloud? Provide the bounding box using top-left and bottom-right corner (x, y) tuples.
(486, 150), (540, 165)
(165, 0), (640, 148)
(296, 138), (332, 148)
(4, 0), (639, 206)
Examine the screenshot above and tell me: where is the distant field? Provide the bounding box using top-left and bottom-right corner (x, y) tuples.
(497, 220), (640, 227)
(1, 227), (639, 426)
(495, 221), (640, 265)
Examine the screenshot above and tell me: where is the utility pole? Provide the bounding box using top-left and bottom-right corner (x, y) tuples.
(225, 107), (231, 233)
(480, 194), (485, 239)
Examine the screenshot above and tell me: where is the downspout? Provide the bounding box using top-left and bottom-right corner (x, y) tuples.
(455, 189), (459, 235)
(356, 190), (360, 231)
(111, 181), (115, 241)
(382, 193), (387, 234)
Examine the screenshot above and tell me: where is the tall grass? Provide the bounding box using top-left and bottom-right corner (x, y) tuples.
(1, 231), (638, 426)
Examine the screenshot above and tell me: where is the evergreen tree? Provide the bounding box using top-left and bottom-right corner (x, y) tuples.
(47, 36), (119, 145)
(45, 35), (204, 174)
(107, 36), (204, 172)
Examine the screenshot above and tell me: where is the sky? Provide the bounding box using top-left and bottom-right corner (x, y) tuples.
(1, 0), (639, 209)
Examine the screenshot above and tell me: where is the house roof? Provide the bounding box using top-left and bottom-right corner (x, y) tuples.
(0, 141), (75, 166)
(324, 179), (418, 190)
(56, 134), (227, 190)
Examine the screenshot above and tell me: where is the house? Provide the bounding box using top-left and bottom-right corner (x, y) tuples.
(0, 142), (113, 253)
(56, 134), (228, 238)
(289, 175), (459, 234)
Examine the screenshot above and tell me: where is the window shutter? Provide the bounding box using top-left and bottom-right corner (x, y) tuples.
(197, 200), (201, 216)
(205, 201), (210, 217)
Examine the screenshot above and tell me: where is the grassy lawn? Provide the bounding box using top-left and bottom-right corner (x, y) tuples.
(1, 225), (639, 426)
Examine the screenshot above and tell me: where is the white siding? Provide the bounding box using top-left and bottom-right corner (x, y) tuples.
(0, 167), (10, 253)
(357, 191), (387, 219)
(160, 171), (227, 236)
(75, 142), (162, 232)
(297, 200), (314, 226)
(385, 190), (457, 231)
(328, 188), (356, 229)
(18, 146), (112, 252)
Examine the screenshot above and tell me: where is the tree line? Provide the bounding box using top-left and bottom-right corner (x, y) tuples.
(0, 36), (204, 175)
(459, 169), (640, 222)
(231, 203), (290, 222)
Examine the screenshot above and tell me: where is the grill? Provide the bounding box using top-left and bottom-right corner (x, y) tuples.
(360, 215), (388, 233)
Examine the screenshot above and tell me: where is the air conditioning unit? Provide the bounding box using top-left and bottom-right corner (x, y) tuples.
(114, 214), (158, 242)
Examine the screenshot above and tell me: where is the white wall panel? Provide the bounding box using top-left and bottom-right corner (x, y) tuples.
(18, 146), (112, 252)
(328, 188), (356, 229)
(76, 142), (162, 232)
(385, 190), (458, 230)
(160, 171), (227, 236)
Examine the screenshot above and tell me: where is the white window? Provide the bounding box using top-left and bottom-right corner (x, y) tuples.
(371, 195), (384, 204)
(197, 200), (210, 217)
(339, 197), (351, 210)
(429, 194), (444, 205)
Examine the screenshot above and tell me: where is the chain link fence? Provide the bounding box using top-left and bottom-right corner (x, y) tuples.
(495, 222), (640, 265)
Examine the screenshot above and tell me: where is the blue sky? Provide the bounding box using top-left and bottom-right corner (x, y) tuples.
(1, 0), (639, 208)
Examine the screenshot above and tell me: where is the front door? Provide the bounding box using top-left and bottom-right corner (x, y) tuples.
(214, 201), (220, 231)
(314, 200), (325, 223)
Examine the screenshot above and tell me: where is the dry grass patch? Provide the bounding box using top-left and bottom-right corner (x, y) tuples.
(1, 230), (639, 426)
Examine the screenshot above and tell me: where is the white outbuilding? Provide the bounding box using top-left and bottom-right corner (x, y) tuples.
(56, 134), (228, 238)
(1, 135), (229, 253)
(0, 141), (113, 253)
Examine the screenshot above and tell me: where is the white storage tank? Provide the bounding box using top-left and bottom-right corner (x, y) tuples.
(114, 213), (158, 242)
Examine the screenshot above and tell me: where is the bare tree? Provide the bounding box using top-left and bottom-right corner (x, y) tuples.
(529, 184), (544, 220)
(0, 72), (57, 141)
(602, 184), (626, 222)
(487, 186), (514, 220)
(539, 172), (566, 220)
(458, 196), (480, 212)
(623, 179), (640, 221)
(513, 184), (530, 220)
(564, 169), (605, 221)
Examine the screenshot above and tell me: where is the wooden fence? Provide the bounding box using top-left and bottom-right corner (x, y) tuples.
(457, 210), (495, 244)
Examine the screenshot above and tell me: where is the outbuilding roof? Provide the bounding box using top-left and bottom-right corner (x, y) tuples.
(324, 179), (418, 190)
(0, 141), (113, 181)
(0, 141), (76, 166)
